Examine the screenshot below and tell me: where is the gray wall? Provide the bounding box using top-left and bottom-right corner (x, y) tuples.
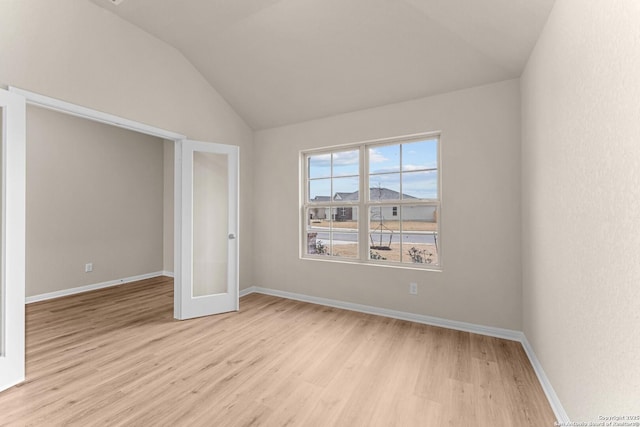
(521, 0), (640, 420)
(163, 140), (174, 273)
(254, 79), (522, 330)
(26, 106), (164, 296)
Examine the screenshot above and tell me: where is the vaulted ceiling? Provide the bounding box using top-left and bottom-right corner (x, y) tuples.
(89, 0), (556, 130)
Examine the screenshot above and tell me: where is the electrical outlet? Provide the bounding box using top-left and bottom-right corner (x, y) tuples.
(409, 282), (418, 295)
(85, 263), (93, 273)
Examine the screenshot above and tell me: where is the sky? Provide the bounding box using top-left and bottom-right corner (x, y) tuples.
(308, 138), (438, 201)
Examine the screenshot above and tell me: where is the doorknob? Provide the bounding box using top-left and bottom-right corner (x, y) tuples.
(228, 233), (236, 239)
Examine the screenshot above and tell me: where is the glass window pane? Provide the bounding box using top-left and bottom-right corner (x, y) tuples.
(332, 150), (359, 177)
(307, 207), (330, 230)
(369, 174), (400, 200)
(369, 144), (400, 174)
(401, 205), (439, 265)
(401, 205), (438, 230)
(309, 178), (331, 202)
(333, 206), (357, 258)
(333, 176), (359, 200)
(402, 234), (438, 265)
(369, 206), (400, 231)
(369, 233), (401, 262)
(192, 152), (228, 297)
(402, 139), (438, 171)
(308, 154), (331, 179)
(307, 232), (330, 255)
(332, 206), (358, 231)
(369, 205), (400, 260)
(331, 233), (358, 258)
(402, 170), (438, 200)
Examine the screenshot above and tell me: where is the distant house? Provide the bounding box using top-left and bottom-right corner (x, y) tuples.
(332, 187), (417, 202)
(309, 188), (436, 222)
(309, 196), (331, 220)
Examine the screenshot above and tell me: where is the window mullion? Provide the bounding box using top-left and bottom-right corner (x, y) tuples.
(359, 145), (368, 261)
(399, 143), (403, 199)
(301, 154), (308, 258)
(399, 144), (403, 262)
(399, 204), (404, 263)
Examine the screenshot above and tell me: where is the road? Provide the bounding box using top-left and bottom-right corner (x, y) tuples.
(312, 231), (437, 245)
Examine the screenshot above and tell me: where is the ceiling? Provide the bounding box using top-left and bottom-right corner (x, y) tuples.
(89, 0), (556, 130)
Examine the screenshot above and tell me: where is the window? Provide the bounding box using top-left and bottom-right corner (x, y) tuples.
(302, 134), (440, 268)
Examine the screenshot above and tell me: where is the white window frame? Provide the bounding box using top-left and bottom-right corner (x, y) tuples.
(301, 132), (442, 270)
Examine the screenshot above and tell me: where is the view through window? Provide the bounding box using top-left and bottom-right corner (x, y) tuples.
(303, 134), (440, 268)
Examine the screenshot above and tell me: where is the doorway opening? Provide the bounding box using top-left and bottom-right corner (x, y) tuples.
(25, 105), (173, 305)
(1, 86), (240, 392)
(9, 87), (186, 319)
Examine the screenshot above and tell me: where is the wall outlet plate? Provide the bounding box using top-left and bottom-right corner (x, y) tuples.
(409, 282), (418, 295)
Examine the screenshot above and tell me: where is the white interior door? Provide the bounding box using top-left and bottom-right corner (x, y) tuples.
(0, 89), (26, 392)
(174, 140), (239, 320)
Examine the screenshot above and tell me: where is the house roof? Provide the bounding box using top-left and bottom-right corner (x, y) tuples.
(334, 188), (416, 201)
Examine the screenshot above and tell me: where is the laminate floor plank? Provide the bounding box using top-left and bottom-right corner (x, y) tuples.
(0, 277), (556, 426)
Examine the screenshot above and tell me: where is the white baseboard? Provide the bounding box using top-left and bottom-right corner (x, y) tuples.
(161, 271), (175, 278)
(239, 286), (254, 298)
(241, 286), (522, 341)
(25, 271), (168, 304)
(521, 335), (570, 423)
(241, 285), (569, 423)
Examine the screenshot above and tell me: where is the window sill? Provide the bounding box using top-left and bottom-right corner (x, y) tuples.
(300, 254), (442, 272)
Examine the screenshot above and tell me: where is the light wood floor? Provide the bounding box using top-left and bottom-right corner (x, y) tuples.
(0, 276), (556, 426)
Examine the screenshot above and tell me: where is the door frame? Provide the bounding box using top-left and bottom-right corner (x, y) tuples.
(0, 88), (26, 393)
(8, 87), (191, 319)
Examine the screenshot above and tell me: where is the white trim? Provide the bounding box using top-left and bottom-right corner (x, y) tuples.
(25, 271), (168, 304)
(301, 130), (442, 155)
(8, 86), (188, 322)
(173, 140), (183, 319)
(240, 285), (570, 422)
(244, 286), (521, 341)
(0, 88), (26, 392)
(521, 335), (571, 423)
(239, 286), (255, 298)
(8, 87), (186, 141)
(161, 271), (175, 278)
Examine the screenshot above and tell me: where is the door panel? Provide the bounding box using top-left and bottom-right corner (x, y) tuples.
(193, 151), (229, 297)
(175, 140), (238, 320)
(0, 89), (26, 392)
